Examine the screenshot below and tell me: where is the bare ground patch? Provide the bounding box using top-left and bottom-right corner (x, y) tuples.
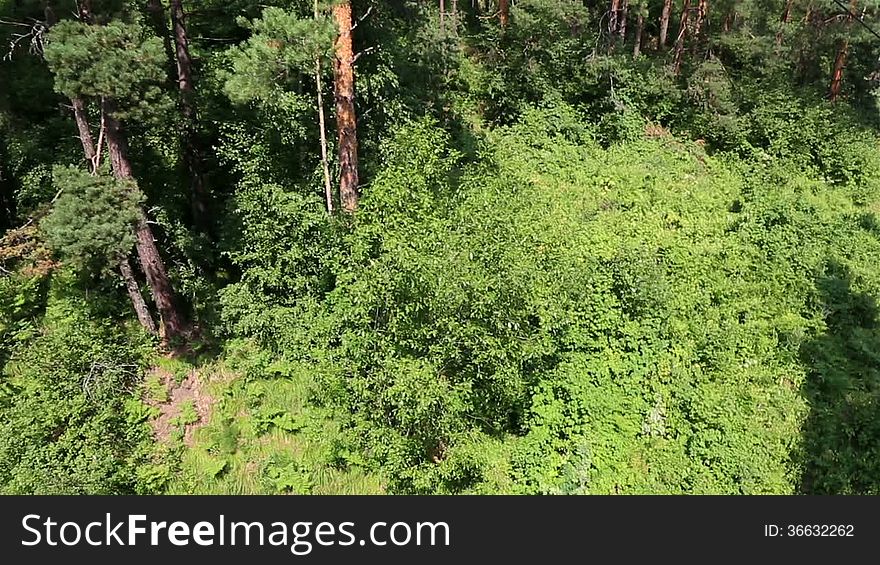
(145, 363), (216, 446)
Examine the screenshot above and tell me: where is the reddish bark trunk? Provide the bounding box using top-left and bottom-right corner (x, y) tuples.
(499, 0), (510, 28)
(102, 98), (187, 341)
(660, 0), (673, 47)
(332, 1), (360, 214)
(830, 38), (850, 101)
(829, 0), (858, 101)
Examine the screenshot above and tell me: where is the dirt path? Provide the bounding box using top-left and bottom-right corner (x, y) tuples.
(145, 364), (215, 446)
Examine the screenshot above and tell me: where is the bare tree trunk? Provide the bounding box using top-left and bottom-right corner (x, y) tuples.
(673, 0), (691, 76)
(102, 97), (187, 341)
(315, 0), (333, 214)
(440, 0), (446, 27)
(119, 257), (158, 334)
(332, 1), (360, 213)
(316, 60), (333, 214)
(660, 0), (673, 47)
(499, 0), (510, 28)
(634, 12), (645, 57)
(170, 0), (210, 230)
(830, 0), (858, 101)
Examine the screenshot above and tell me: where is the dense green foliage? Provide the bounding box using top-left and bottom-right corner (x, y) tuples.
(3, 0), (880, 494)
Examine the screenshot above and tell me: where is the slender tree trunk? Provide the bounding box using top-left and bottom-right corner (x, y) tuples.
(170, 0), (210, 228)
(316, 59), (333, 214)
(673, 0), (691, 76)
(830, 0), (858, 101)
(315, 0), (333, 214)
(659, 0), (673, 47)
(440, 0), (446, 27)
(829, 38), (849, 101)
(634, 12), (645, 57)
(499, 0), (510, 28)
(332, 1), (360, 213)
(102, 97), (186, 341)
(723, 11), (733, 32)
(119, 257), (158, 335)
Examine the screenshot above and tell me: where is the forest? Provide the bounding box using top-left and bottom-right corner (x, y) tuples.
(2, 0), (880, 495)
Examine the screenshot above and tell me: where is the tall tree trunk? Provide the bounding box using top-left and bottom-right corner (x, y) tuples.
(499, 0), (510, 28)
(633, 12), (645, 57)
(119, 257), (158, 335)
(692, 0), (708, 54)
(316, 61), (333, 214)
(830, 0), (858, 101)
(332, 1), (359, 213)
(440, 0), (446, 27)
(619, 0), (629, 41)
(102, 97), (186, 341)
(673, 0), (691, 76)
(659, 0), (673, 47)
(609, 0), (620, 38)
(829, 38), (850, 101)
(315, 0), (333, 214)
(170, 0), (210, 229)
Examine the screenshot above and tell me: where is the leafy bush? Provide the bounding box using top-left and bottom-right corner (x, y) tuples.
(0, 273), (154, 494)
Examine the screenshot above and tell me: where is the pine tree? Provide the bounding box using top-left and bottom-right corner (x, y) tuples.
(44, 19), (187, 341)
